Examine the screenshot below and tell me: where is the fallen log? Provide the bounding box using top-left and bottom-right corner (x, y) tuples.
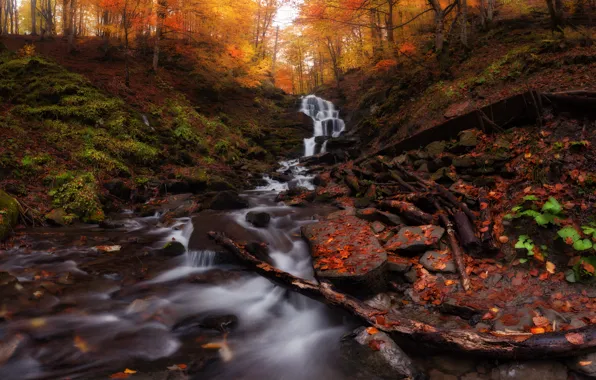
(453, 211), (481, 253)
(208, 231), (596, 359)
(378, 200), (434, 225)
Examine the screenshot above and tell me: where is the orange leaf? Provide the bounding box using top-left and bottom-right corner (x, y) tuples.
(110, 373), (130, 379)
(480, 202), (489, 210)
(177, 364), (188, 369)
(565, 332), (585, 345)
(366, 327), (379, 335)
(579, 360), (593, 366)
(498, 236), (509, 243)
(546, 261), (556, 274)
(74, 335), (90, 353)
(530, 327), (545, 334)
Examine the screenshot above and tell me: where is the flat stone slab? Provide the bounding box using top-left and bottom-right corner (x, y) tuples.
(302, 216), (387, 294)
(384, 225), (445, 254)
(420, 250), (456, 273)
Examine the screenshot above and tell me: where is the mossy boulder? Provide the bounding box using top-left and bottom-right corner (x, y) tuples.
(0, 190), (19, 241)
(49, 173), (105, 223)
(160, 241), (186, 257)
(45, 208), (77, 226)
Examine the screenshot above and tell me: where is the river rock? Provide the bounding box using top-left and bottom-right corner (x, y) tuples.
(0, 190), (19, 240)
(356, 208), (403, 226)
(245, 211), (271, 228)
(45, 208), (76, 226)
(384, 225), (445, 254)
(420, 250), (456, 273)
(490, 361), (568, 380)
(339, 326), (424, 380)
(302, 216), (388, 294)
(568, 352), (596, 377)
(459, 129), (480, 148)
(159, 241), (186, 257)
(371, 221), (386, 234)
(200, 314), (239, 332)
(206, 191), (249, 210)
(426, 141), (447, 158)
(387, 255), (412, 273)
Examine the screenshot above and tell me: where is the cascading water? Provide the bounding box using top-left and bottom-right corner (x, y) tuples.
(0, 96), (353, 380)
(301, 95), (346, 157)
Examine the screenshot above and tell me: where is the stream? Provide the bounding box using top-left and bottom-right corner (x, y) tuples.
(0, 96), (357, 380)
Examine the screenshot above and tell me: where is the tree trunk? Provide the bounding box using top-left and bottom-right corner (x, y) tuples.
(31, 0), (37, 35)
(386, 0), (397, 57)
(67, 0), (75, 52)
(271, 25), (280, 84)
(208, 231), (596, 359)
(460, 0), (468, 48)
(153, 0), (166, 71)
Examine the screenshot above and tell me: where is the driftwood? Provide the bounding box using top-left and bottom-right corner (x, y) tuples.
(378, 200), (434, 225)
(208, 231), (596, 359)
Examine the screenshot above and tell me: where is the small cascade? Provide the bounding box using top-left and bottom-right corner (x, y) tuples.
(300, 95), (346, 157)
(186, 250), (216, 267)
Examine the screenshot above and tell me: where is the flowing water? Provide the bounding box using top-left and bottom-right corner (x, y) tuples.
(301, 95), (346, 157)
(0, 96), (355, 379)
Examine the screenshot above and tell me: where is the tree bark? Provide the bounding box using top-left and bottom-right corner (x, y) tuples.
(208, 231), (596, 359)
(153, 0), (166, 71)
(67, 0), (75, 52)
(460, 0), (468, 48)
(31, 0), (37, 35)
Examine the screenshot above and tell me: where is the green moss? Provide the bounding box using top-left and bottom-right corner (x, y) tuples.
(0, 190), (19, 240)
(77, 148), (129, 175)
(49, 173), (104, 223)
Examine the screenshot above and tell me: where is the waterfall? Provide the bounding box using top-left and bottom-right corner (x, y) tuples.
(300, 95), (346, 157)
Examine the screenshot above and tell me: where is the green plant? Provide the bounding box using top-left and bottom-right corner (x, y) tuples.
(558, 226), (593, 251)
(49, 173), (104, 223)
(514, 235), (535, 263)
(505, 196), (563, 226)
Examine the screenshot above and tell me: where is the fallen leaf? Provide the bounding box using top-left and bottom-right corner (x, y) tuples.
(74, 335), (90, 353)
(530, 327), (545, 334)
(366, 327), (379, 335)
(124, 369), (137, 374)
(177, 364), (187, 369)
(566, 333), (585, 345)
(579, 361), (593, 366)
(498, 236), (509, 243)
(368, 339), (383, 351)
(96, 245), (121, 252)
(30, 318), (46, 328)
(546, 261), (556, 274)
(109, 373), (130, 379)
(201, 342), (224, 349)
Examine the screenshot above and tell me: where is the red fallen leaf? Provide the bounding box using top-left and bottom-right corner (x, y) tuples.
(366, 327), (379, 335)
(539, 272), (549, 281)
(375, 315), (386, 325)
(482, 312), (494, 320)
(177, 364), (188, 369)
(582, 262), (595, 274)
(480, 227), (489, 233)
(565, 332), (585, 345)
(368, 339), (383, 351)
(110, 373), (130, 379)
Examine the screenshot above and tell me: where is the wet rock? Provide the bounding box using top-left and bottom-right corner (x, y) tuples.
(569, 318), (587, 329)
(245, 211), (271, 228)
(340, 326), (424, 380)
(371, 221), (386, 234)
(103, 179), (132, 200)
(302, 216), (388, 295)
(568, 352), (596, 377)
(356, 208), (403, 226)
(245, 242), (272, 264)
(452, 156), (475, 168)
(429, 369), (458, 380)
(159, 241), (186, 257)
(490, 361), (568, 380)
(188, 269), (243, 285)
(387, 255), (412, 273)
(99, 220), (125, 229)
(206, 191), (249, 210)
(57, 272), (75, 285)
(0, 271), (19, 287)
(430, 355), (477, 376)
(384, 226), (445, 254)
(270, 173), (292, 183)
(426, 141), (447, 158)
(45, 208), (75, 226)
(313, 174), (328, 187)
(420, 250), (456, 273)
(459, 129), (480, 147)
(364, 293), (393, 310)
(377, 230), (396, 245)
(404, 268), (418, 283)
(315, 183), (351, 202)
(364, 184), (377, 200)
(200, 314), (239, 332)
